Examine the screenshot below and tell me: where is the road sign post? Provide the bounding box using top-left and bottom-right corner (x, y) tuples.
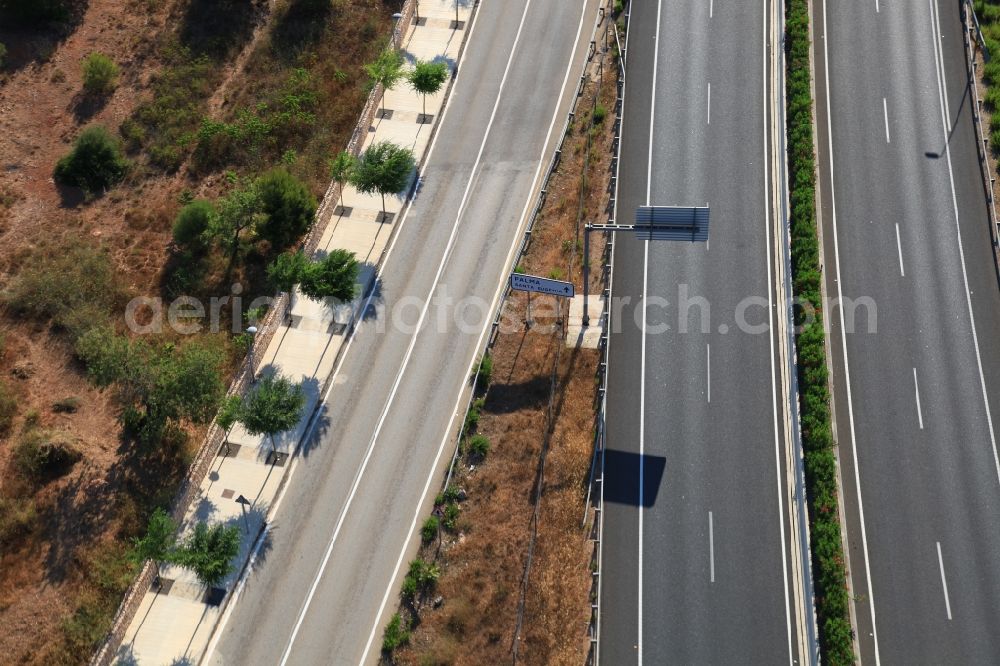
(510, 272), (575, 329)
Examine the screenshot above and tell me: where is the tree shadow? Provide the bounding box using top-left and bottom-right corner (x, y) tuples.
(484, 375), (551, 414)
(270, 0), (337, 62)
(54, 181), (86, 208)
(179, 0), (260, 60)
(0, 0), (90, 72)
(69, 89), (110, 123)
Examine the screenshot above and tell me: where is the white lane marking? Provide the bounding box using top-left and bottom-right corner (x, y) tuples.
(936, 541), (953, 620)
(706, 343), (711, 403)
(764, 0), (795, 660)
(357, 0), (593, 660)
(638, 240), (649, 666)
(276, 1), (539, 663)
(821, 0), (883, 659)
(929, 0), (1000, 484)
(709, 511), (715, 583)
(895, 223), (905, 276)
(710, 0), (714, 19)
(883, 97), (890, 143)
(638, 1), (663, 662)
(707, 82), (711, 125)
(201, 6), (488, 663)
(913, 368), (925, 429)
(706, 201), (710, 251)
(877, 0), (880, 13)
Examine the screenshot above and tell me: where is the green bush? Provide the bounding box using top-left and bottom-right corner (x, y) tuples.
(442, 502), (460, 532)
(421, 515), (439, 544)
(382, 613), (410, 653)
(984, 86), (1000, 112)
(592, 103), (607, 124)
(785, 0), (853, 662)
(467, 434), (490, 459)
(401, 558), (439, 601)
(54, 126), (128, 195)
(463, 397), (485, 436)
(14, 429), (81, 481)
(173, 199), (216, 250)
(475, 353), (493, 388)
(255, 168), (317, 251)
(82, 52), (118, 95)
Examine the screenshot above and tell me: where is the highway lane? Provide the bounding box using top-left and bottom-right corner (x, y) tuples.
(816, 0), (1000, 662)
(204, 1), (599, 664)
(600, 0), (801, 663)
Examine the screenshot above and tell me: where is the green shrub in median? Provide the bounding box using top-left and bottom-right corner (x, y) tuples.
(467, 434), (490, 459)
(421, 515), (439, 544)
(382, 612), (410, 653)
(785, 0), (854, 662)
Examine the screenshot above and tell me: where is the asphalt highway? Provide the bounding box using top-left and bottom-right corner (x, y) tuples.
(203, 1), (599, 664)
(816, 0), (1000, 662)
(600, 0), (802, 663)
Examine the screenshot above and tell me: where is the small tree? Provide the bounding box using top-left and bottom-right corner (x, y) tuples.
(130, 508), (177, 583)
(209, 184), (263, 269)
(408, 60), (449, 118)
(174, 521), (241, 589)
(216, 394), (243, 449)
(255, 168), (317, 252)
(364, 49), (405, 114)
(81, 52), (118, 95)
(53, 126), (128, 196)
(329, 150), (355, 208)
(299, 249), (359, 302)
(0, 43), (7, 69)
(239, 373), (305, 456)
(172, 199), (216, 251)
(266, 251), (309, 293)
(350, 141), (415, 220)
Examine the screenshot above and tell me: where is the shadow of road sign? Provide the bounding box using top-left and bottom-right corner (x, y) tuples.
(602, 448), (666, 508)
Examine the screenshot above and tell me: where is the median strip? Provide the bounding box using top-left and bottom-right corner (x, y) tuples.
(786, 0), (855, 663)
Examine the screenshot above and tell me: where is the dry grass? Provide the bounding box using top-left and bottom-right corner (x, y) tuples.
(389, 51), (619, 666)
(0, 0), (395, 662)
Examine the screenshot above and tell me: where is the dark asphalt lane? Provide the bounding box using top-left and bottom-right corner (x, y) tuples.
(600, 0), (799, 663)
(816, 0), (1000, 662)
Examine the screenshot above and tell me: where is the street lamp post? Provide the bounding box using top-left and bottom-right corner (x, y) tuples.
(246, 325), (258, 380)
(235, 494), (251, 535)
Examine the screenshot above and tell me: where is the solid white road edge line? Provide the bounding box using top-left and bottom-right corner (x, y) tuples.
(356, 0), (592, 662)
(765, 0), (796, 660)
(936, 541), (953, 620)
(638, 1), (663, 662)
(928, 0), (1000, 485)
(200, 6), (487, 663)
(820, 0), (883, 660)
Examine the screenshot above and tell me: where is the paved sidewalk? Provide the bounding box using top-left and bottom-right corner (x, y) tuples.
(115, 3), (469, 663)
